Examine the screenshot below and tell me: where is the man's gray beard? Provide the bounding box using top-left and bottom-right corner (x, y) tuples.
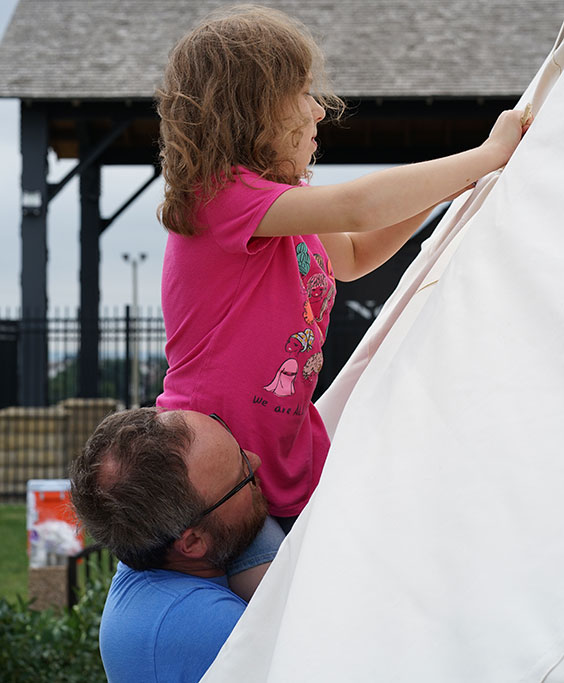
(204, 486), (270, 570)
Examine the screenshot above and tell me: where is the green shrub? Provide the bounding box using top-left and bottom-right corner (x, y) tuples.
(0, 573), (110, 682)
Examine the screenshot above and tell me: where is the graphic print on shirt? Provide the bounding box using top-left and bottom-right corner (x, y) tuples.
(306, 270), (336, 324)
(303, 352), (324, 382)
(264, 328), (315, 397)
(296, 241), (311, 276)
(313, 253), (325, 270)
(263, 358), (299, 397)
(303, 299), (315, 325)
(296, 242), (336, 325)
(262, 242), (335, 401)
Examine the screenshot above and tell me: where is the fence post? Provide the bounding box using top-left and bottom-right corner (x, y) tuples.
(124, 305), (131, 408)
(0, 320), (19, 408)
(67, 553), (78, 608)
(20, 105), (49, 407)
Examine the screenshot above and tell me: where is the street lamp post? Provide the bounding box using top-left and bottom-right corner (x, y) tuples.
(122, 253), (147, 408)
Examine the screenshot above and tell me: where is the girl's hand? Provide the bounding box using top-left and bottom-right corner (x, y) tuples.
(482, 109), (532, 167)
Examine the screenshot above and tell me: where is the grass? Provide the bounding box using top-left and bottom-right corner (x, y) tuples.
(0, 504), (28, 602)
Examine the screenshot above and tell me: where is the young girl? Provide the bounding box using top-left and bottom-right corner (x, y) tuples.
(155, 5), (529, 592)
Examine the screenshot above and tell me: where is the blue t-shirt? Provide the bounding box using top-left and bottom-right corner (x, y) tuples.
(100, 562), (246, 682)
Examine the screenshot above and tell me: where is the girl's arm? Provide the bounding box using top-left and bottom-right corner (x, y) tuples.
(255, 110), (528, 242)
(320, 182), (475, 281)
(318, 208), (436, 282)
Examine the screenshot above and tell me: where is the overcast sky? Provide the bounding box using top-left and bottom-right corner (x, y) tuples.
(0, 0), (387, 316)
(0, 0), (185, 314)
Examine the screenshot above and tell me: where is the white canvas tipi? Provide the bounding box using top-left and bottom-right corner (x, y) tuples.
(203, 22), (564, 683)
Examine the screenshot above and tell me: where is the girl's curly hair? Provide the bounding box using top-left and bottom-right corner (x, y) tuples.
(156, 4), (345, 236)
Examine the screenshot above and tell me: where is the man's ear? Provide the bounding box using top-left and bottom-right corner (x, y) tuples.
(172, 527), (209, 560)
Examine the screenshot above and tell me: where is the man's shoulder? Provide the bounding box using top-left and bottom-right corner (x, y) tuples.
(110, 562), (243, 606)
(100, 565), (245, 682)
(158, 574), (246, 634)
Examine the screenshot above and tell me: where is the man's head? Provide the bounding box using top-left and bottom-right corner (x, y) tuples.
(69, 408), (268, 572)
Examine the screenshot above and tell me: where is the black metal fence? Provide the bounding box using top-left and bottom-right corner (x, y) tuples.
(1, 306), (167, 410)
(0, 307), (169, 502)
(0, 305), (374, 502)
(67, 544), (117, 608)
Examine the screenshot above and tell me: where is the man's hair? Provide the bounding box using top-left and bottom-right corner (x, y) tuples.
(69, 408), (207, 570)
(156, 4), (344, 236)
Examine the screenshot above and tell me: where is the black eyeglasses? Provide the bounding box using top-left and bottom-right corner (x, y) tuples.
(198, 414), (256, 518)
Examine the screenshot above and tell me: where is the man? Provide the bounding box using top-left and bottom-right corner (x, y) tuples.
(70, 407), (277, 683)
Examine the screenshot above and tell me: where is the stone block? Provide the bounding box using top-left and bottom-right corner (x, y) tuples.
(28, 565), (68, 610)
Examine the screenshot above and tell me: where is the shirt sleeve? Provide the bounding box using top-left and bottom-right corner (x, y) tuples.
(200, 168), (296, 255)
(153, 586), (246, 683)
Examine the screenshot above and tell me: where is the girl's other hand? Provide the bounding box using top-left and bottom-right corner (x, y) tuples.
(483, 109), (532, 167)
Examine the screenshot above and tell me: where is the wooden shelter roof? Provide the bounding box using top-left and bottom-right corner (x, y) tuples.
(0, 0), (562, 101)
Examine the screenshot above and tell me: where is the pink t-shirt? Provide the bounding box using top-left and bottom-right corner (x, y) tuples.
(157, 168), (336, 516)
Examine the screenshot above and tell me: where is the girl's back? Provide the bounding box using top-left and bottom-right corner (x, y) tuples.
(157, 168), (335, 516)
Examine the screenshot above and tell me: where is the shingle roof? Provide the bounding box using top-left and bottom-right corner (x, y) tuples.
(0, 0), (562, 100)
